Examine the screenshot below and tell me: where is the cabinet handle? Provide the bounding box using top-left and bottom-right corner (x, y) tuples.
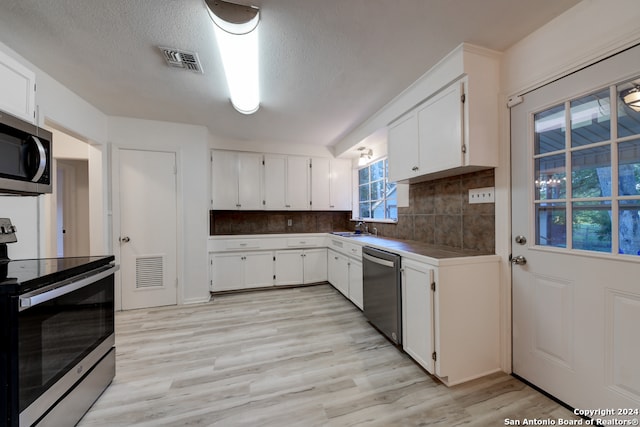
(285, 204), (291, 208)
(330, 205), (335, 208)
(412, 166), (419, 172)
(334, 256), (339, 260)
(236, 204), (241, 208)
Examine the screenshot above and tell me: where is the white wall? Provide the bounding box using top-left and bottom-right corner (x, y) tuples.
(109, 117), (210, 305)
(0, 40), (109, 258)
(495, 0), (640, 373)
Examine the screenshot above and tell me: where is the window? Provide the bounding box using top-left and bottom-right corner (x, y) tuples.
(533, 78), (640, 256)
(358, 158), (397, 220)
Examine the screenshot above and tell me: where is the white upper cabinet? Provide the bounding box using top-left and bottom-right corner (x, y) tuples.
(211, 150), (263, 210)
(387, 44), (500, 182)
(264, 154), (309, 210)
(310, 157), (351, 210)
(388, 111), (420, 182)
(0, 50), (36, 123)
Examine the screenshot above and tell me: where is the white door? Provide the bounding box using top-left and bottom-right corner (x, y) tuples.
(119, 149), (178, 310)
(511, 45), (640, 417)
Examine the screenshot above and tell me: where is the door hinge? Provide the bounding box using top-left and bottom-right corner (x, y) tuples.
(273, 274), (276, 280)
(461, 144), (467, 154)
(262, 160), (265, 165)
(461, 93), (466, 103)
(273, 256), (276, 261)
(432, 351), (437, 361)
(263, 200), (266, 205)
(431, 281), (436, 292)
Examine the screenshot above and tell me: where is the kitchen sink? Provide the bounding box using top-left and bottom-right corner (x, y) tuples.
(330, 231), (367, 237)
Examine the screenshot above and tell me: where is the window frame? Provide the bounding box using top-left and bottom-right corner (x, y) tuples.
(355, 157), (398, 222)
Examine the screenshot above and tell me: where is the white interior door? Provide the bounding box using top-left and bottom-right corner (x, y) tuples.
(511, 44), (640, 417)
(119, 149), (178, 310)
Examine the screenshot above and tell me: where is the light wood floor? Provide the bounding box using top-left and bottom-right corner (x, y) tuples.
(79, 284), (580, 426)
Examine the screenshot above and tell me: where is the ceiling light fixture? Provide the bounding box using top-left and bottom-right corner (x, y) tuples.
(204, 0), (260, 115)
(358, 148), (373, 166)
(621, 85), (640, 112)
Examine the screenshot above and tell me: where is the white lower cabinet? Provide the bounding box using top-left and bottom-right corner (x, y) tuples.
(210, 251), (274, 291)
(401, 256), (500, 386)
(401, 259), (435, 373)
(274, 248), (327, 286)
(327, 249), (362, 309)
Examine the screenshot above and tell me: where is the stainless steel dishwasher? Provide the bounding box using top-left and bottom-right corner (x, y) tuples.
(362, 246), (402, 345)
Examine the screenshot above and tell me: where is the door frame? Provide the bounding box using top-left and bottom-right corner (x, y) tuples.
(111, 146), (183, 311)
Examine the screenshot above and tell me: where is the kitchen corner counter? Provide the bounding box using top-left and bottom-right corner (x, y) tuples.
(328, 234), (500, 266)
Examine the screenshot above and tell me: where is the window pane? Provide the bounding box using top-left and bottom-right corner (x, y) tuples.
(371, 180), (384, 200)
(358, 167), (369, 185)
(370, 160), (384, 180)
(359, 203), (370, 218)
(571, 146), (611, 198)
(372, 202), (385, 219)
(536, 203), (566, 247)
(619, 139), (640, 196)
(535, 154), (566, 200)
(572, 201), (611, 252)
(359, 184), (370, 202)
(535, 104), (566, 154)
(387, 203), (398, 220)
(570, 89), (610, 147)
(619, 200), (640, 256)
(618, 80), (640, 138)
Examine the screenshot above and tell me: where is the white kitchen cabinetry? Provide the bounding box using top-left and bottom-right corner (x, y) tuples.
(211, 150), (263, 210)
(387, 45), (499, 183)
(327, 241), (363, 310)
(0, 50), (36, 123)
(264, 154), (310, 210)
(401, 255), (500, 386)
(275, 248), (327, 285)
(210, 251), (274, 291)
(388, 112), (420, 182)
(401, 259), (435, 373)
(310, 158), (352, 210)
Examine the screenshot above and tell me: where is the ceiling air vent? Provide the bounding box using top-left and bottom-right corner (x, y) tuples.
(159, 47), (203, 73)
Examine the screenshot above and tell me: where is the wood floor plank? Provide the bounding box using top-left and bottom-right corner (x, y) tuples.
(78, 285), (580, 426)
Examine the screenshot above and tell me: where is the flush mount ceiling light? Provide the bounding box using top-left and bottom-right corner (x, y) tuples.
(204, 0), (260, 115)
(621, 85), (640, 112)
(358, 148), (373, 166)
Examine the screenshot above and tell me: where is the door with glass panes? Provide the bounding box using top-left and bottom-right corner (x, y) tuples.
(511, 44), (640, 416)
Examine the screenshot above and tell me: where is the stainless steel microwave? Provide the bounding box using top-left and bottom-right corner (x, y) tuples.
(0, 110), (52, 195)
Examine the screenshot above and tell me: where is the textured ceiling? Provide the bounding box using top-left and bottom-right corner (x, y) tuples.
(0, 0), (581, 149)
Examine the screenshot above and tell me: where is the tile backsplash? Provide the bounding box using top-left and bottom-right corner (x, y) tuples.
(374, 169), (495, 254)
(210, 169), (494, 254)
(210, 211), (352, 235)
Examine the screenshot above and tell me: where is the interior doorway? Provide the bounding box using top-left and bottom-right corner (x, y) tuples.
(55, 159), (90, 257)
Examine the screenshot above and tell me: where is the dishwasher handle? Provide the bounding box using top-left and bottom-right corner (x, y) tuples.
(362, 252), (396, 268)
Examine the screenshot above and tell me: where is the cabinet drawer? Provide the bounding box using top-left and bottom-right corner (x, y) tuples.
(344, 242), (362, 258)
(286, 237), (320, 247)
(225, 239), (261, 250)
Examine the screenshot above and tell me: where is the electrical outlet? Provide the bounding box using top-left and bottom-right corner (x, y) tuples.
(469, 187), (495, 204)
(287, 219), (293, 227)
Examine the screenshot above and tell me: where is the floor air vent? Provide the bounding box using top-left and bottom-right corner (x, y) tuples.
(159, 47), (203, 73)
(136, 256), (164, 288)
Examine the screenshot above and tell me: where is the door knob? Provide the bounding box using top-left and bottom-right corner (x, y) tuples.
(515, 235), (527, 245)
(120, 236), (130, 243)
(511, 255), (526, 265)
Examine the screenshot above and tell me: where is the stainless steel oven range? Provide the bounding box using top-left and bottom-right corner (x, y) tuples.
(0, 218), (117, 426)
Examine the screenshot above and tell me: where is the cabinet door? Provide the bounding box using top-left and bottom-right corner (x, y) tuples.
(388, 112), (420, 182)
(329, 159), (352, 210)
(237, 152), (264, 210)
(303, 248), (327, 284)
(244, 251), (274, 288)
(287, 156), (310, 210)
(263, 154), (287, 210)
(0, 50), (36, 123)
(211, 150), (239, 209)
(418, 81), (464, 173)
(211, 252), (245, 291)
(274, 250), (304, 285)
(348, 258), (363, 310)
(310, 157), (331, 210)
(402, 260), (435, 373)
(327, 250), (348, 297)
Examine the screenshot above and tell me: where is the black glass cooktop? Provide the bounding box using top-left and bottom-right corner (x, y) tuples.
(0, 255), (115, 294)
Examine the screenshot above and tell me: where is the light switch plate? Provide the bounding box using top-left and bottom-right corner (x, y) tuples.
(469, 187), (495, 204)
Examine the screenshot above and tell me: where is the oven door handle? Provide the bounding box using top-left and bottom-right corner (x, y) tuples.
(362, 252), (395, 268)
(19, 265), (118, 311)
